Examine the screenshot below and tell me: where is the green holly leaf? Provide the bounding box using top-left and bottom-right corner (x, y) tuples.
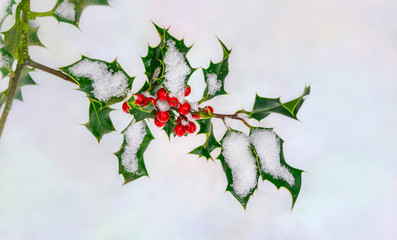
(51, 0), (109, 27)
(61, 56), (134, 107)
(115, 120), (155, 184)
(0, 47), (14, 78)
(84, 100), (116, 142)
(125, 96), (155, 122)
(161, 111), (177, 139)
(247, 86), (310, 121)
(2, 24), (45, 59)
(217, 129), (260, 209)
(0, 67), (36, 107)
(153, 23), (196, 93)
(14, 67), (36, 101)
(0, 0), (16, 28)
(201, 38), (231, 102)
(189, 118), (221, 160)
(141, 42), (164, 85)
(249, 127), (303, 208)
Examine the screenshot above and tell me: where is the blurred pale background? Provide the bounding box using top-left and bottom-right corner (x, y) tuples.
(1, 0), (397, 239)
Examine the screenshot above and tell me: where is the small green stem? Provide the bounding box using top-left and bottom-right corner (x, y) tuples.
(30, 11), (53, 19)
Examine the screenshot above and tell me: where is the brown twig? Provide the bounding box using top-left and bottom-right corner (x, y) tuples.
(26, 59), (77, 84)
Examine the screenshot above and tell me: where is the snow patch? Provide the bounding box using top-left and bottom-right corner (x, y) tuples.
(153, 67), (161, 79)
(222, 131), (258, 198)
(190, 102), (199, 111)
(0, 51), (10, 69)
(54, 0), (76, 22)
(68, 59), (129, 103)
(156, 100), (170, 111)
(206, 73), (222, 95)
(121, 121), (147, 173)
(249, 129), (295, 186)
(163, 40), (190, 94)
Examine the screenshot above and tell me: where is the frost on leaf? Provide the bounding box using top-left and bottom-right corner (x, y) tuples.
(52, 0), (109, 26)
(249, 128), (294, 185)
(115, 120), (155, 184)
(249, 127), (303, 207)
(53, 0), (76, 22)
(163, 40), (191, 95)
(218, 130), (259, 208)
(202, 39), (230, 102)
(62, 56), (133, 106)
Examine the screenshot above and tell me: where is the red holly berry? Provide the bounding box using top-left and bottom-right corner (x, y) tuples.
(177, 115), (188, 124)
(174, 124), (186, 137)
(205, 106), (214, 114)
(178, 102), (191, 115)
(156, 111), (170, 122)
(168, 97), (179, 107)
(122, 101), (130, 113)
(135, 94), (145, 106)
(157, 88), (168, 101)
(191, 113), (201, 119)
(154, 118), (165, 128)
(185, 85), (191, 96)
(144, 97), (157, 107)
(186, 121), (197, 134)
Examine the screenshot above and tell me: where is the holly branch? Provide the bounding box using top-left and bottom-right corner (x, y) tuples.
(0, 0), (310, 209)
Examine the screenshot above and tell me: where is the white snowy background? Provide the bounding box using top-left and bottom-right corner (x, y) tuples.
(1, 0), (397, 239)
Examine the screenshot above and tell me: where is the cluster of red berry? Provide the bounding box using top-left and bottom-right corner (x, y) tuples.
(122, 86), (214, 137)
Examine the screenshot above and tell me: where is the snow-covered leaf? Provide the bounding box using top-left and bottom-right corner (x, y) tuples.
(0, 0), (16, 28)
(115, 120), (154, 184)
(247, 86), (310, 121)
(61, 56), (134, 107)
(2, 24), (45, 59)
(189, 118), (221, 160)
(218, 129), (259, 209)
(84, 100), (115, 142)
(201, 39), (231, 102)
(0, 47), (13, 78)
(249, 127), (303, 208)
(153, 23), (196, 95)
(51, 0), (109, 27)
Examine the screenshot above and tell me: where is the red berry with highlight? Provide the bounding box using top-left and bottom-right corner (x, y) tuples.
(135, 94), (145, 106)
(174, 124), (186, 137)
(157, 88), (168, 101)
(122, 101), (130, 113)
(178, 102), (191, 115)
(156, 111), (170, 122)
(191, 113), (201, 119)
(168, 97), (179, 107)
(205, 106), (214, 114)
(186, 122), (197, 134)
(185, 85), (191, 96)
(154, 118), (165, 128)
(144, 97), (156, 107)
